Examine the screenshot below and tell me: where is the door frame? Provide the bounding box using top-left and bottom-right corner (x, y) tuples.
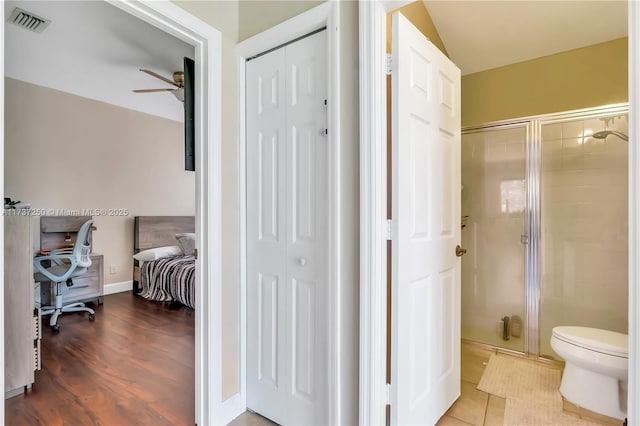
(358, 2), (411, 425)
(236, 2), (343, 424)
(1, 1), (224, 425)
(359, 1), (639, 424)
(629, 1), (639, 422)
(1, 5), (5, 421)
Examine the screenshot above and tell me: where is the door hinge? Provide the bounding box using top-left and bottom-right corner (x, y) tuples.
(385, 219), (393, 241)
(386, 53), (392, 75)
(520, 234), (529, 245)
(193, 248), (198, 259)
(385, 383), (391, 405)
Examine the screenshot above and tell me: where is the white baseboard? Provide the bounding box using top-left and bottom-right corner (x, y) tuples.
(103, 280), (133, 295)
(218, 393), (245, 425)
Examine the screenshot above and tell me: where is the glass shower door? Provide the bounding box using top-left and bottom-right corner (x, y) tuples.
(461, 125), (528, 352)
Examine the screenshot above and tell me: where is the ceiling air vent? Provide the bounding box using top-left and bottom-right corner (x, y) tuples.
(8, 7), (51, 33)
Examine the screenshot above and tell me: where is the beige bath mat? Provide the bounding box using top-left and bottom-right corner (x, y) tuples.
(477, 354), (563, 410)
(504, 398), (600, 426)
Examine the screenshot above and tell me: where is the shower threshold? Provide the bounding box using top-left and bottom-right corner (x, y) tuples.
(461, 339), (564, 367)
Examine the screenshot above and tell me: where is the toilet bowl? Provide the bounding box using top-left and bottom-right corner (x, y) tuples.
(550, 326), (628, 420)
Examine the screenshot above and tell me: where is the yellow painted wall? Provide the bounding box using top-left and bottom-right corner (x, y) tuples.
(462, 37), (628, 126)
(387, 1), (448, 56)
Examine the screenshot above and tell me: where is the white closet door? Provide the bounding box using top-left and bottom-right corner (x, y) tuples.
(246, 46), (288, 419)
(284, 30), (328, 425)
(247, 29), (328, 426)
(390, 12), (462, 425)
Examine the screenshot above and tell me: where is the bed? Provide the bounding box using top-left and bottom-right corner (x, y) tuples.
(133, 216), (196, 308)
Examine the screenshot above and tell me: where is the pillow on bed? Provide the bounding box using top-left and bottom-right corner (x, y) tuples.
(176, 233), (196, 256)
(133, 245), (183, 262)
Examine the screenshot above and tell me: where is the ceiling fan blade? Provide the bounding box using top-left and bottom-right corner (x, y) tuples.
(139, 68), (179, 87)
(133, 88), (175, 93)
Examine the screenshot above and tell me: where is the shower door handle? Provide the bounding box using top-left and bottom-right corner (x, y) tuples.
(455, 245), (467, 257)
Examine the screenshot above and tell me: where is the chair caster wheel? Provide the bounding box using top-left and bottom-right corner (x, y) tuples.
(89, 313), (95, 321)
(51, 325), (60, 332)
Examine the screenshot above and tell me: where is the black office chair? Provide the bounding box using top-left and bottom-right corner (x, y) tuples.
(33, 219), (96, 331)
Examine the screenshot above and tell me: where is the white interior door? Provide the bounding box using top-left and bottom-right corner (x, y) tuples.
(390, 12), (462, 425)
(246, 43), (288, 422)
(246, 30), (328, 426)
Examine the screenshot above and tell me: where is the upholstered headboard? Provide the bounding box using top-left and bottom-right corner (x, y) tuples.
(132, 216), (195, 292)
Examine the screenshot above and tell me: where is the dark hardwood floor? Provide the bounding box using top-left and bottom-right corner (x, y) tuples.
(5, 292), (195, 426)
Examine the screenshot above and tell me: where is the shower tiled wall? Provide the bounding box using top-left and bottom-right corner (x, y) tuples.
(539, 114), (629, 358)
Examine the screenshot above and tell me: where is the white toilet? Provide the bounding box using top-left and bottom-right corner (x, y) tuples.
(550, 326), (628, 420)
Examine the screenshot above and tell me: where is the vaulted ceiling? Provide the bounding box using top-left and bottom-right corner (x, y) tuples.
(423, 0), (628, 75)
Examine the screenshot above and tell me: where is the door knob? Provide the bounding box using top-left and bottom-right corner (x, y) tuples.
(298, 257), (307, 266)
(455, 245), (467, 257)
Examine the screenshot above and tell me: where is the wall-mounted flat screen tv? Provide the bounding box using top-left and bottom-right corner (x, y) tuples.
(184, 56), (195, 171)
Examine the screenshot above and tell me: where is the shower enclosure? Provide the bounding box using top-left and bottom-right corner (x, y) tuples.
(461, 104), (629, 358)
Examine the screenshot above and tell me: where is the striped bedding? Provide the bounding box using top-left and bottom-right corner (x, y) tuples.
(139, 255), (195, 309)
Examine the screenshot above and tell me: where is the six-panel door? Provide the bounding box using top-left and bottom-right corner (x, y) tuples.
(246, 30), (328, 426)
(391, 12), (462, 426)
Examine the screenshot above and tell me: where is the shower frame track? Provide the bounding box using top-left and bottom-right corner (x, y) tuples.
(462, 102), (629, 358)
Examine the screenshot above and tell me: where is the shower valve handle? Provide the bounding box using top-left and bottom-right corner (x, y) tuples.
(455, 245), (467, 257)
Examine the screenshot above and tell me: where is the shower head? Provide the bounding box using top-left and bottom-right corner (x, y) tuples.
(592, 130), (629, 142)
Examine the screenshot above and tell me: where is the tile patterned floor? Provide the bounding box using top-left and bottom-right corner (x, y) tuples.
(228, 410), (278, 426)
(228, 342), (621, 426)
(436, 343), (499, 425)
(437, 342), (619, 426)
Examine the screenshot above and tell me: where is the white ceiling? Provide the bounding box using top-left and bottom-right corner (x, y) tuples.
(423, 0), (628, 75)
(4, 1), (629, 115)
(4, 0), (194, 122)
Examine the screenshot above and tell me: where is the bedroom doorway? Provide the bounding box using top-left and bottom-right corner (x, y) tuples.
(1, 1), (223, 425)
(245, 29), (329, 425)
(103, 3), (224, 424)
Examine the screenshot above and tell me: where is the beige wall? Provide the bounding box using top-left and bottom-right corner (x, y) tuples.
(4, 77), (195, 284)
(173, 0), (241, 400)
(336, 2), (360, 424)
(462, 37), (629, 126)
(238, 0), (324, 41)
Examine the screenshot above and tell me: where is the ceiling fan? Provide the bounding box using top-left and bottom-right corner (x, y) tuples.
(133, 68), (184, 102)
